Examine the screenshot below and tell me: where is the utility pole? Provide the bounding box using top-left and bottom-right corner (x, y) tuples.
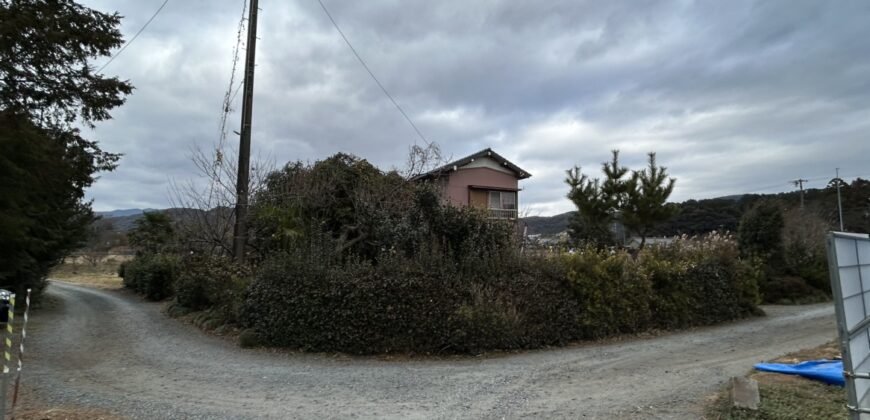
(792, 178), (808, 209)
(836, 168), (844, 231)
(232, 0), (259, 261)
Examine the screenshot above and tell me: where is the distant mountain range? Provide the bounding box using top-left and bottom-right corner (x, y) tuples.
(97, 208), (156, 218)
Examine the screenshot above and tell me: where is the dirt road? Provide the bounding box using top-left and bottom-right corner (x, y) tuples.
(24, 281), (835, 419)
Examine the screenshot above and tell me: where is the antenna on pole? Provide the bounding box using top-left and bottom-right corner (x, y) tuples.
(232, 0), (259, 261)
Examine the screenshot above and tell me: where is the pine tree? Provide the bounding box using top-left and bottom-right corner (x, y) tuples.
(623, 153), (677, 249)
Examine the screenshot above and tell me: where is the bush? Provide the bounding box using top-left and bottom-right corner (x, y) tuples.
(563, 249), (652, 338)
(120, 254), (178, 300)
(240, 243), (581, 354)
(174, 255), (251, 321)
(561, 233), (761, 338)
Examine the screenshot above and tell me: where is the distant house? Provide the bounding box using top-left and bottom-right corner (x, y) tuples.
(412, 148), (531, 219)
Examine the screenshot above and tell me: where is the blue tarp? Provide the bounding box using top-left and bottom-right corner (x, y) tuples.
(754, 360), (844, 386)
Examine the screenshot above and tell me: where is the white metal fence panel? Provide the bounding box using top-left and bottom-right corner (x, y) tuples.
(828, 231), (870, 419)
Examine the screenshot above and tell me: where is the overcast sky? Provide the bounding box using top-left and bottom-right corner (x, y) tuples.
(81, 0), (870, 216)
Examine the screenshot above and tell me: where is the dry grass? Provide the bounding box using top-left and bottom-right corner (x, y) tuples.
(48, 258), (127, 289)
(704, 341), (847, 419)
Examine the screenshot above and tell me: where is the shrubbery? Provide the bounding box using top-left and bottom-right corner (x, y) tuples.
(120, 253), (178, 300)
(563, 232), (762, 338)
(122, 153), (766, 354)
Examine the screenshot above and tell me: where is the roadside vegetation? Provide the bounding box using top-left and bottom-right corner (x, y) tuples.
(704, 342), (846, 419)
(0, 0), (132, 301)
(118, 151), (764, 354)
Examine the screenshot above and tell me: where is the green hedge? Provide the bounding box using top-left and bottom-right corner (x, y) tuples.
(240, 249), (581, 354)
(563, 232), (761, 338)
(238, 233), (761, 354)
(120, 254), (179, 300)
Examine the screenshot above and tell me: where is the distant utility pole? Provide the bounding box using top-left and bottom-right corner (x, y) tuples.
(232, 0), (260, 262)
(792, 178), (809, 209)
(836, 168), (844, 231)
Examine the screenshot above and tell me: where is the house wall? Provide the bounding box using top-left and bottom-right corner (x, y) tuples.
(442, 167), (518, 206)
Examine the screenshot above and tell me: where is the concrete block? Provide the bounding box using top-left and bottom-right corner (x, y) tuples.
(729, 376), (760, 410)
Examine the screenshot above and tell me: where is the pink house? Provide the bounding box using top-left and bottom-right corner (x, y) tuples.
(413, 148), (531, 219)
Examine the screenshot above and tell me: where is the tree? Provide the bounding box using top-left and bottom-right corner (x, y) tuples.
(623, 153), (677, 249)
(129, 212), (175, 255)
(737, 200), (785, 266)
(0, 0), (132, 297)
(565, 150), (631, 246)
(565, 150), (676, 248)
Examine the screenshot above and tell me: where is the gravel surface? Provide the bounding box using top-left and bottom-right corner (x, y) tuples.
(23, 281), (836, 419)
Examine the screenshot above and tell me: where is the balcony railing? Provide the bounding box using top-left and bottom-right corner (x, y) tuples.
(488, 208), (518, 219)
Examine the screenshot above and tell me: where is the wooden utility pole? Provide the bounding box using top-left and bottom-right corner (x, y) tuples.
(232, 0), (259, 261)
(792, 178), (808, 209)
(836, 168), (844, 231)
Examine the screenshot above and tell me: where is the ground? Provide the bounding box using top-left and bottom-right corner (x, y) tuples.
(15, 280), (836, 419)
(47, 258), (126, 290)
(704, 342), (847, 419)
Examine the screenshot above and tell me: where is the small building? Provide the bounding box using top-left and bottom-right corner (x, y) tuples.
(412, 148), (531, 219)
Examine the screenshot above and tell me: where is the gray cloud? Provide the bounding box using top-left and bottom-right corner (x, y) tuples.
(81, 0), (870, 215)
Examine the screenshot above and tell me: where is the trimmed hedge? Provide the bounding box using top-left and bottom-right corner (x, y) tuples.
(240, 249), (581, 354)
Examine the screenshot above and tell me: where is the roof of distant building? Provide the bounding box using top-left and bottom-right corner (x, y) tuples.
(412, 147), (532, 181)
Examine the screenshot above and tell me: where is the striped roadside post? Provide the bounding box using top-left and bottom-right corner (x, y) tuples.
(10, 288), (31, 418)
(0, 293), (15, 419)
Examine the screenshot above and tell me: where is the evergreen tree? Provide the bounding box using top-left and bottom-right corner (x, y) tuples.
(623, 153), (677, 249)
(565, 151), (677, 248)
(0, 0), (132, 297)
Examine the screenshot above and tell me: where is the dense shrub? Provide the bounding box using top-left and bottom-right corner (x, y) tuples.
(240, 238), (581, 354)
(174, 255), (251, 321)
(563, 249), (652, 338)
(120, 254), (179, 300)
(561, 233), (761, 338)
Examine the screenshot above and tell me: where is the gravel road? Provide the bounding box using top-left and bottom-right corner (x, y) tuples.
(24, 281), (835, 419)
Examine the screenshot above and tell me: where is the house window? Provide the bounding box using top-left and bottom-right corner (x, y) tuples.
(488, 191), (517, 210)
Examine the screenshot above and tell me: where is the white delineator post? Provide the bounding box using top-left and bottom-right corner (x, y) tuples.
(0, 293), (15, 418)
(10, 289), (31, 418)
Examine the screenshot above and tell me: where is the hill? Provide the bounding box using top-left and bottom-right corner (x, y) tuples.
(522, 178), (870, 238)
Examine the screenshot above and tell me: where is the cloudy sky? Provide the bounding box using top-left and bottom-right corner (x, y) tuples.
(81, 0), (870, 216)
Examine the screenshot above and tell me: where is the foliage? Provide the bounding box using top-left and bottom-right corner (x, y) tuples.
(128, 212), (175, 255)
(563, 249), (652, 338)
(174, 255), (251, 321)
(0, 0), (133, 127)
(563, 232), (761, 338)
(622, 153), (677, 248)
(120, 254), (178, 300)
(738, 200), (785, 265)
(0, 0), (131, 298)
(565, 150), (677, 247)
(240, 233), (581, 354)
(781, 208), (830, 294)
(564, 150), (626, 246)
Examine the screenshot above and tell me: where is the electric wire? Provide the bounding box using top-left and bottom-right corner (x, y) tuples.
(316, 0), (431, 146)
(96, 0), (171, 73)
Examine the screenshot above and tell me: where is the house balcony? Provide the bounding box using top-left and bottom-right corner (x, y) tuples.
(488, 208), (518, 219)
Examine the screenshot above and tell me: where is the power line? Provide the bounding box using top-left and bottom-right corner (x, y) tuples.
(96, 0), (171, 74)
(316, 0), (431, 146)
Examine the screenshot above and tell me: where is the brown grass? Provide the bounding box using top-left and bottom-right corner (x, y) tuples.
(704, 341), (847, 419)
(48, 258), (126, 289)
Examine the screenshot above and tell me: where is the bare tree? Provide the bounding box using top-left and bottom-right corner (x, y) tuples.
(402, 143), (448, 179)
(169, 142), (273, 256)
